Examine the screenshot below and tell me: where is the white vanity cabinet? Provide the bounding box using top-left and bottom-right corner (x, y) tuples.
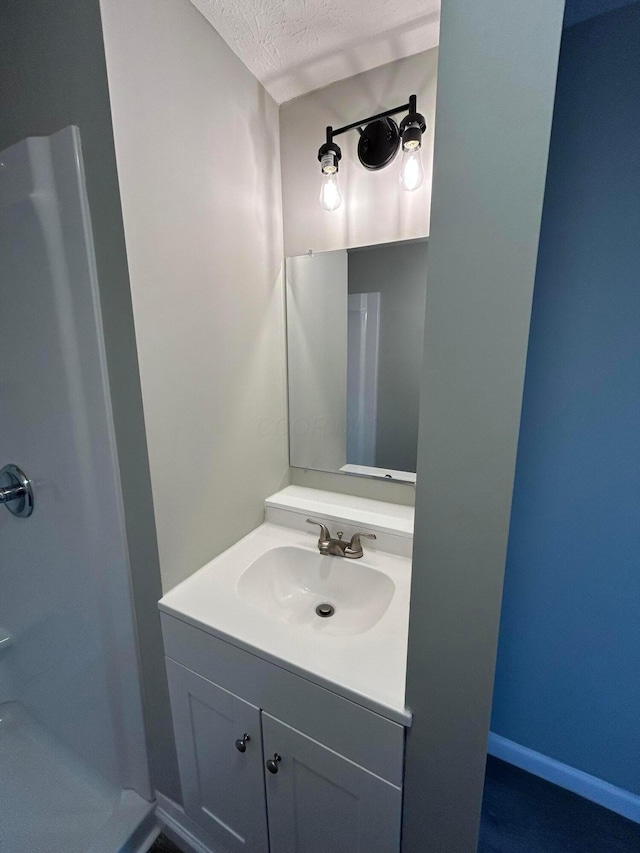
(166, 660), (269, 852)
(162, 614), (405, 853)
(262, 713), (402, 853)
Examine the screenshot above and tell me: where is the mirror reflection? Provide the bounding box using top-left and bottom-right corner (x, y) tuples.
(286, 239), (427, 482)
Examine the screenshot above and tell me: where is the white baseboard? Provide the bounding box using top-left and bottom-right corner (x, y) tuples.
(155, 792), (219, 853)
(488, 732), (640, 825)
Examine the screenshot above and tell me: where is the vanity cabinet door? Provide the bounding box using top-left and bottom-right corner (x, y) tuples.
(166, 659), (269, 853)
(262, 712), (402, 853)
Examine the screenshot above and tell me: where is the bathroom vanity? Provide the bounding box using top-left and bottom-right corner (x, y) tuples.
(159, 486), (413, 853)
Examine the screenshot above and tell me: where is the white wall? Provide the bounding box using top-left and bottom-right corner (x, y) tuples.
(280, 50), (436, 504)
(280, 49), (438, 258)
(100, 0), (289, 592)
(403, 0), (564, 848)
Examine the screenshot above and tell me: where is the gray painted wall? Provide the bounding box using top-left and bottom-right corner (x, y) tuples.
(0, 0), (179, 802)
(402, 1), (565, 850)
(348, 241), (427, 472)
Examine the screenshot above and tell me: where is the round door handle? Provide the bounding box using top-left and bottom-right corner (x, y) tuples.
(266, 753), (281, 774)
(235, 733), (250, 753)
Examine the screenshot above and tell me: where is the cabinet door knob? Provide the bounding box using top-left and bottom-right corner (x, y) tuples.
(235, 733), (250, 753)
(266, 753), (281, 774)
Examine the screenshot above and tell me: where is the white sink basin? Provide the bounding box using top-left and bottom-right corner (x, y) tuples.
(237, 546), (395, 636)
(159, 520), (412, 722)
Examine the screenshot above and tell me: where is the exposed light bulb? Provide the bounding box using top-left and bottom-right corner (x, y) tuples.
(319, 171), (342, 211)
(399, 145), (424, 192)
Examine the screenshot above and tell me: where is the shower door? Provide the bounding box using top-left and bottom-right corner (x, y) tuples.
(0, 128), (153, 852)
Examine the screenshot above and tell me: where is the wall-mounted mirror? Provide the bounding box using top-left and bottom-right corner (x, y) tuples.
(286, 239), (427, 483)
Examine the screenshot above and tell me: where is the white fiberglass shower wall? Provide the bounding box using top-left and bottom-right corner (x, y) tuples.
(0, 128), (154, 852)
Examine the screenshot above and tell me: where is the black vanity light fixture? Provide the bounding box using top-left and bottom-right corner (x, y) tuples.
(318, 94), (427, 211)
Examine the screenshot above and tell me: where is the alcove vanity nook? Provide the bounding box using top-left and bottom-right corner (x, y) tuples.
(160, 486), (413, 853)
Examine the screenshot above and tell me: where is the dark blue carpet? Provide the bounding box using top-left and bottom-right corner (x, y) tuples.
(480, 756), (640, 853)
(149, 757), (640, 852)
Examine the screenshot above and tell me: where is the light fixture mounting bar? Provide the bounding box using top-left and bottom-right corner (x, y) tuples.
(330, 99), (413, 140)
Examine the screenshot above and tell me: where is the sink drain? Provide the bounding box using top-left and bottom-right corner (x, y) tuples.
(315, 603), (335, 618)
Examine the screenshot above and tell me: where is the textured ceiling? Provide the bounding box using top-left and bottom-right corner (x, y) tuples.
(189, 0), (440, 104)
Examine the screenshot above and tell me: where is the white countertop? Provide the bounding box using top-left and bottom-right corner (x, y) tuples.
(159, 521), (412, 725)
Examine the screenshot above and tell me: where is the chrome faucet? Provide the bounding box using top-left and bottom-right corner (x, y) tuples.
(306, 518), (376, 559)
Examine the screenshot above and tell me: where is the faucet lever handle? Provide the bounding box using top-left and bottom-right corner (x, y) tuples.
(306, 518), (331, 542)
(348, 531), (377, 550)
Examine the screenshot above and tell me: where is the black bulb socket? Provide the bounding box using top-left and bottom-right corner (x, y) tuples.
(318, 140), (342, 173)
(399, 112), (427, 150)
